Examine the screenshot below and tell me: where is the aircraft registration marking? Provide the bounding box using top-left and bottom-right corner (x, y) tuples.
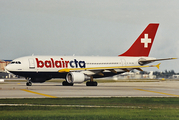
(21, 89), (57, 98)
(135, 88), (179, 97)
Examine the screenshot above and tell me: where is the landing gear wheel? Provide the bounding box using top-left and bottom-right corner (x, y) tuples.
(86, 76), (98, 86)
(26, 82), (32, 86)
(62, 81), (74, 86)
(26, 77), (32, 86)
(86, 81), (98, 86)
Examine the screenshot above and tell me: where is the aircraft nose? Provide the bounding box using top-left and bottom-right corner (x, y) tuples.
(5, 65), (11, 72)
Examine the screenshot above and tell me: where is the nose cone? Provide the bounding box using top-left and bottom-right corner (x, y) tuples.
(5, 64), (11, 72)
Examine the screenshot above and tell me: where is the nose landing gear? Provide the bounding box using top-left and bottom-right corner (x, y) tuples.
(26, 78), (32, 86)
(26, 82), (32, 86)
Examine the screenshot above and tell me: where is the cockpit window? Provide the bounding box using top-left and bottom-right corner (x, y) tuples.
(16, 61), (21, 64)
(11, 61), (15, 64)
(11, 61), (21, 64)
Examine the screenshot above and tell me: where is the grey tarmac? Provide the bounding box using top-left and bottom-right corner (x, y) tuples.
(1, 80), (179, 98)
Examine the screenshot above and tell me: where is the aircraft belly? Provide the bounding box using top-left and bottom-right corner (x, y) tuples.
(9, 71), (67, 79)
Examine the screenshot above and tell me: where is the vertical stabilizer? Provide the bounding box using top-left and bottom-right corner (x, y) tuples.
(119, 23), (159, 57)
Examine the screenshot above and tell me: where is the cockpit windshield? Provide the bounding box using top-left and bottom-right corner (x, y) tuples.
(11, 61), (21, 64)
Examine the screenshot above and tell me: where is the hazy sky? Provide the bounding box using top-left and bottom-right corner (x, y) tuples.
(1, 0), (179, 72)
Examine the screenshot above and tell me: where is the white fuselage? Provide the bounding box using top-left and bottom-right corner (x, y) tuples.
(6, 55), (155, 79)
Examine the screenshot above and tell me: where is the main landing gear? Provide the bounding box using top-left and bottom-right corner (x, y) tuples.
(62, 76), (98, 86)
(26, 78), (32, 86)
(86, 76), (98, 86)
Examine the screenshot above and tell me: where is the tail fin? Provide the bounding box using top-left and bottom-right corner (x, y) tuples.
(119, 23), (159, 57)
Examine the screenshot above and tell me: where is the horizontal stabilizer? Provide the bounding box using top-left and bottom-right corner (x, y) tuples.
(139, 58), (177, 65)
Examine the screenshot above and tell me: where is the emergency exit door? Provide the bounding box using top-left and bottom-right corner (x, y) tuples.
(28, 58), (35, 69)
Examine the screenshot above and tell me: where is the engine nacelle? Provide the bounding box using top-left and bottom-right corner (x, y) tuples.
(66, 72), (90, 83)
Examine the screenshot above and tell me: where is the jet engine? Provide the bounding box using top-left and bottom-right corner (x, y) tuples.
(66, 72), (90, 83)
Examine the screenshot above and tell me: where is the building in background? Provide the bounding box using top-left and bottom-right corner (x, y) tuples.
(113, 71), (156, 80)
(0, 60), (12, 78)
(0, 60), (11, 71)
(172, 75), (179, 79)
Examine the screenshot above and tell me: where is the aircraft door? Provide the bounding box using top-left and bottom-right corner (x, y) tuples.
(28, 58), (35, 69)
(121, 58), (126, 66)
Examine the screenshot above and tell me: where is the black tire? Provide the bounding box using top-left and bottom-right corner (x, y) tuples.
(62, 81), (74, 86)
(86, 81), (98, 86)
(93, 81), (98, 86)
(26, 82), (32, 86)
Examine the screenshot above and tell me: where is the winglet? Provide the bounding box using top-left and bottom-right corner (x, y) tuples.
(149, 63), (160, 69)
(156, 63), (161, 69)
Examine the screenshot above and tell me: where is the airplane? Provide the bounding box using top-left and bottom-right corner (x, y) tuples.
(5, 23), (176, 86)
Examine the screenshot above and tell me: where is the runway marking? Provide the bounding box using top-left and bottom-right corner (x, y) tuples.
(21, 89), (57, 98)
(135, 88), (179, 97)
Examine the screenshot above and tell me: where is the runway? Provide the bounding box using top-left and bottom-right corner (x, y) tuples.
(1, 80), (179, 98)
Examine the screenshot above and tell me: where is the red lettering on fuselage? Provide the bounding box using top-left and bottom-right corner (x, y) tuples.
(35, 58), (86, 68)
(36, 58), (44, 68)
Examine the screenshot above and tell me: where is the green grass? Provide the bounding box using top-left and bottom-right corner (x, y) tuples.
(1, 97), (179, 120)
(1, 106), (179, 120)
(0, 97), (179, 108)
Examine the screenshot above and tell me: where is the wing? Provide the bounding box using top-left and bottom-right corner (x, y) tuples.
(58, 63), (161, 73)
